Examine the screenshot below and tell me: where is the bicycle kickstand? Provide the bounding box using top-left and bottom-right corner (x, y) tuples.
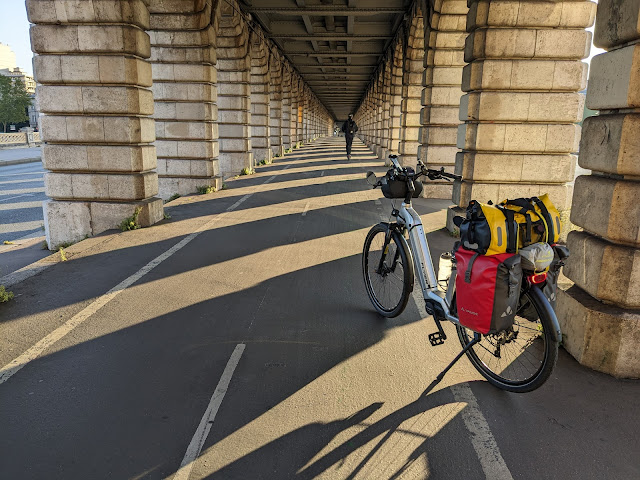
(433, 332), (481, 385)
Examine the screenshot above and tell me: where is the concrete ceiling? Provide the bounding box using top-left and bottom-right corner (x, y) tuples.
(239, 0), (413, 121)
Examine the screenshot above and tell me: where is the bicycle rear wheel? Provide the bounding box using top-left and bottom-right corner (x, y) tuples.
(455, 286), (559, 393)
(362, 223), (414, 318)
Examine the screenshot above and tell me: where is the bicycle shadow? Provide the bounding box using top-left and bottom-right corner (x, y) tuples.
(203, 379), (484, 480)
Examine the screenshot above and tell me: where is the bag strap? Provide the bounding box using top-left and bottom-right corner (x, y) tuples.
(531, 196), (554, 242)
(498, 206), (518, 253)
(465, 252), (480, 283)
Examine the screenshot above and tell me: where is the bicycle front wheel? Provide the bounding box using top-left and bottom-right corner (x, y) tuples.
(362, 223), (414, 318)
(455, 286), (559, 393)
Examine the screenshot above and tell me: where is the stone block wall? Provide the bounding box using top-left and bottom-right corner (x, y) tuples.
(149, 0), (222, 198)
(250, 32), (271, 164)
(557, 0), (640, 378)
(419, 0), (467, 199)
(28, 0), (164, 249)
(453, 0), (595, 214)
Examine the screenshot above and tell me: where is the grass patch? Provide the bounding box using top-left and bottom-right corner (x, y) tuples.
(119, 207), (142, 232)
(240, 167), (254, 176)
(0, 285), (14, 303)
(196, 185), (216, 194)
(168, 193), (181, 202)
(221, 183), (227, 190)
(163, 212), (171, 220)
(3, 240), (14, 245)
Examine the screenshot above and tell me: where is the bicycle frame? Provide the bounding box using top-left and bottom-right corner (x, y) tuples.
(383, 155), (460, 327)
(393, 201), (460, 326)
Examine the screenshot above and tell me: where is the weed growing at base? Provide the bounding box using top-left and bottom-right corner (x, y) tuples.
(196, 185), (216, 194)
(120, 207), (142, 232)
(240, 167), (254, 176)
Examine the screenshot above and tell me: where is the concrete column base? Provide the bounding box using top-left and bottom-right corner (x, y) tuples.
(557, 286), (640, 379)
(446, 205), (465, 234)
(44, 197), (164, 249)
(379, 148), (389, 161)
(159, 176), (223, 199)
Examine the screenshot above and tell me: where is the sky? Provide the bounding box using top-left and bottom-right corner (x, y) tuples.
(0, 1), (606, 80)
(0, 1), (33, 75)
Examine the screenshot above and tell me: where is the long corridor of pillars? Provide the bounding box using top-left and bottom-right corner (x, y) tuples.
(27, 0), (639, 378)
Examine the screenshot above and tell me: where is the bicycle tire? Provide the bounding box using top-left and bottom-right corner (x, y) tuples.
(362, 223), (414, 318)
(455, 286), (559, 393)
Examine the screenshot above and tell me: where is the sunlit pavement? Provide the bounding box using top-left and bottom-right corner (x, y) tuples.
(0, 138), (638, 480)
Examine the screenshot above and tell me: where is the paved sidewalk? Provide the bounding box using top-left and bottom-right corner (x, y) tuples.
(0, 138), (638, 480)
(0, 146), (42, 166)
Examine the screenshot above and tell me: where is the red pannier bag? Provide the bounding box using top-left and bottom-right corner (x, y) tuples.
(454, 247), (523, 334)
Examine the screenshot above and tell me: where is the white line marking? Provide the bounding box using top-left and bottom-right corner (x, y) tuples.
(0, 193), (34, 203)
(283, 164), (292, 170)
(228, 194), (251, 211)
(450, 384), (514, 480)
(264, 175), (277, 184)
(302, 202), (310, 216)
(173, 344), (245, 480)
(320, 171), (325, 177)
(374, 199), (381, 206)
(0, 177), (279, 385)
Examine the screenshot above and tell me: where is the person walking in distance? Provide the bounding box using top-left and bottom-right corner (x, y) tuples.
(341, 114), (358, 160)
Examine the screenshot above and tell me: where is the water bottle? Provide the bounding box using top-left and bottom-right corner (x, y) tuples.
(438, 252), (453, 289)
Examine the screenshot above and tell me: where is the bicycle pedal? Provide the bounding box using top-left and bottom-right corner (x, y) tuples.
(428, 332), (446, 346)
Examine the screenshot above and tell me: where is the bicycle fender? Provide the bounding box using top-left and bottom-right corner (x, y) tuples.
(528, 285), (562, 342)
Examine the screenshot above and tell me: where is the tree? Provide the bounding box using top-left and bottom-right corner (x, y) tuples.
(0, 75), (32, 133)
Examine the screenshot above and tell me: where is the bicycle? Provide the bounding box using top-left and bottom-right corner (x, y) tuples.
(362, 155), (566, 393)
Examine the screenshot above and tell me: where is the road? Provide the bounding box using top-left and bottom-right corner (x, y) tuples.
(0, 161), (46, 243)
(0, 138), (638, 480)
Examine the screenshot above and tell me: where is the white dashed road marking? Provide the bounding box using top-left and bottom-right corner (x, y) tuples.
(172, 344), (246, 480)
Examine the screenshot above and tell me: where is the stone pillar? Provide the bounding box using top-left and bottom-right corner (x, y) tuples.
(419, 0), (467, 198)
(149, 1), (222, 198)
(557, 0), (640, 378)
(281, 65), (292, 150)
(399, 12), (425, 169)
(388, 40), (404, 162)
(454, 0), (594, 216)
(374, 73), (384, 157)
(290, 75), (299, 148)
(379, 61), (392, 160)
(28, 0), (163, 249)
(250, 32), (271, 163)
(216, 0), (252, 176)
(269, 54), (283, 158)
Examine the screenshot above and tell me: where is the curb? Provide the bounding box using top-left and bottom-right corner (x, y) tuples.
(0, 158), (42, 167)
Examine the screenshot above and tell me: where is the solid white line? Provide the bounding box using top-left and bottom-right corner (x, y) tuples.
(0, 193), (34, 203)
(450, 384), (514, 480)
(0, 182), (271, 385)
(320, 171), (325, 177)
(264, 175), (277, 184)
(302, 202), (310, 216)
(173, 344), (246, 480)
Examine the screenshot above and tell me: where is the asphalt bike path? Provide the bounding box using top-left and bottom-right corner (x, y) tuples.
(0, 138), (638, 479)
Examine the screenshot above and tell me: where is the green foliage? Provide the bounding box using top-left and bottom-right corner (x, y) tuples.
(119, 207), (142, 232)
(0, 285), (13, 303)
(58, 247), (67, 262)
(274, 153), (280, 158)
(41, 240), (48, 250)
(221, 183), (228, 190)
(163, 212), (171, 220)
(196, 185), (215, 194)
(0, 75), (31, 133)
(3, 240), (14, 245)
(168, 193), (181, 202)
(240, 167), (254, 176)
